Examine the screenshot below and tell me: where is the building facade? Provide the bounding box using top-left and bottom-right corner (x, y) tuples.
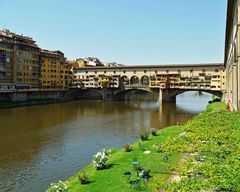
(225, 0), (240, 110)
(0, 29), (40, 91)
(40, 49), (65, 90)
(76, 57), (104, 68)
(0, 29), (73, 92)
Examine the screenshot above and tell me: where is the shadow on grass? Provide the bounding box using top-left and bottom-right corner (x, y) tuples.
(96, 163), (119, 171)
(80, 180), (96, 185)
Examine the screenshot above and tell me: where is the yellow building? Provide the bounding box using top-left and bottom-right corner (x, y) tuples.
(40, 50), (74, 91)
(0, 29), (40, 91)
(75, 58), (86, 68)
(61, 60), (74, 90)
(40, 49), (65, 90)
(0, 29), (74, 92)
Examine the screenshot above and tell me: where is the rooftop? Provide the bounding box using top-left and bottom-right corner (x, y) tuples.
(74, 63), (224, 70)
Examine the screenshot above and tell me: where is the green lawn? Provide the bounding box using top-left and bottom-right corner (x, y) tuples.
(65, 126), (183, 192)
(206, 101), (226, 112)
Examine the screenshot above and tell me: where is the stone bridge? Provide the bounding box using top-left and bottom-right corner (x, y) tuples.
(71, 63), (226, 102)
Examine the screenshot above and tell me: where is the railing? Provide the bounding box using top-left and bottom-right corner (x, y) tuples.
(124, 84), (149, 89)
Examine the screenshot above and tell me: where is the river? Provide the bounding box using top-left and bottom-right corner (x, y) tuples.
(0, 91), (212, 192)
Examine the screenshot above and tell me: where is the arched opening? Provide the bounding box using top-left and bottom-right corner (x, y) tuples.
(130, 76), (139, 85)
(113, 88), (154, 101)
(120, 76), (130, 86)
(141, 75), (150, 85)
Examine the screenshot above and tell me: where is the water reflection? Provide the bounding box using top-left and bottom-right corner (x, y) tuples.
(0, 91), (211, 192)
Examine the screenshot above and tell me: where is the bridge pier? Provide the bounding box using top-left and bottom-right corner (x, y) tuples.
(158, 88), (176, 103)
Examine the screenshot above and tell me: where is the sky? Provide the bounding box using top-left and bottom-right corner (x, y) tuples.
(0, 0), (227, 65)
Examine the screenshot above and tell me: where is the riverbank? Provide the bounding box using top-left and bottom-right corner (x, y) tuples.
(0, 98), (63, 109)
(47, 100), (240, 192)
(54, 125), (184, 192)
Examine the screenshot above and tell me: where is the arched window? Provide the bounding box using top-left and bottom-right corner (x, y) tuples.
(141, 75), (150, 85)
(130, 76), (139, 85)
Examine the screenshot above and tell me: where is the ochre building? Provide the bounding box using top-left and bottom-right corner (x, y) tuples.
(0, 29), (40, 91)
(0, 29), (73, 92)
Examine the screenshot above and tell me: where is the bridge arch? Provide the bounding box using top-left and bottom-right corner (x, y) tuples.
(141, 75), (150, 85)
(130, 76), (140, 85)
(160, 89), (223, 103)
(113, 88), (153, 100)
(174, 89), (223, 98)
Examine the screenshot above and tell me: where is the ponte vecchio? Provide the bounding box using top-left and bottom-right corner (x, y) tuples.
(72, 63), (226, 102)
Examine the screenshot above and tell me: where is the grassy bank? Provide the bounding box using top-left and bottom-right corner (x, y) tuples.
(161, 101), (240, 191)
(48, 100), (240, 192)
(66, 126), (183, 192)
(0, 98), (62, 109)
(206, 101), (226, 112)
(46, 126), (184, 192)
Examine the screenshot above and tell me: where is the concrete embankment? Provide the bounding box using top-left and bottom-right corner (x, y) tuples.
(0, 91), (67, 108)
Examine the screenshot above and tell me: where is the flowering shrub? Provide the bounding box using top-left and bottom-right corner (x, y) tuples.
(138, 169), (150, 179)
(78, 171), (89, 184)
(47, 180), (68, 192)
(92, 149), (111, 170)
(123, 143), (132, 152)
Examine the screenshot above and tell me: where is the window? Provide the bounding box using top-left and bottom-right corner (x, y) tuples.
(104, 71), (106, 74)
(133, 70), (136, 74)
(17, 58), (22, 63)
(215, 69), (219, 73)
(202, 69), (206, 73)
(86, 71), (88, 74)
(144, 70), (147, 73)
(155, 70), (158, 74)
(190, 69), (193, 73)
(166, 70), (169, 73)
(123, 70), (126, 73)
(178, 70), (181, 73)
(113, 70), (116, 74)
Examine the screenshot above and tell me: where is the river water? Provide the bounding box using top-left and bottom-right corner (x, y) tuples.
(0, 91), (211, 192)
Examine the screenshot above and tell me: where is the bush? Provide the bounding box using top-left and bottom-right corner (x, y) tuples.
(140, 131), (149, 141)
(92, 149), (111, 170)
(78, 171), (89, 184)
(47, 180), (68, 192)
(123, 143), (132, 152)
(151, 128), (158, 136)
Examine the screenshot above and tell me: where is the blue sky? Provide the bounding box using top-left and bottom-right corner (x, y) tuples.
(0, 0), (227, 65)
